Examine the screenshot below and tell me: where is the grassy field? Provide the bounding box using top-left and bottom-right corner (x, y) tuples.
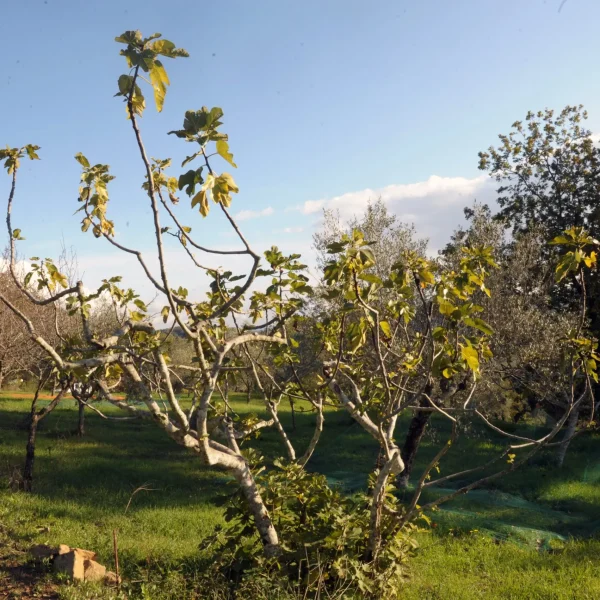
(1, 391), (599, 599)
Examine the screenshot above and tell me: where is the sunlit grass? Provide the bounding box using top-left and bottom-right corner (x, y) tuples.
(1, 392), (599, 598)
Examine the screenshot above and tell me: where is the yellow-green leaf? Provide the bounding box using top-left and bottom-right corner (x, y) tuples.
(379, 321), (392, 338)
(463, 317), (494, 335)
(75, 152), (90, 168)
(191, 189), (209, 217)
(216, 140), (237, 168)
(149, 60), (170, 112)
(161, 305), (170, 323)
(461, 345), (480, 372)
(438, 299), (456, 317)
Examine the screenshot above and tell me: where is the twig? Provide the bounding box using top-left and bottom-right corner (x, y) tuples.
(112, 529), (120, 593)
(124, 482), (158, 514)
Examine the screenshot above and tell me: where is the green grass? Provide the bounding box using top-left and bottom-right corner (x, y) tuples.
(1, 392), (599, 598)
(403, 534), (600, 600)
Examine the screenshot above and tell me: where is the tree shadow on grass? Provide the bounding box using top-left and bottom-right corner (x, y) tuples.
(1, 402), (599, 539)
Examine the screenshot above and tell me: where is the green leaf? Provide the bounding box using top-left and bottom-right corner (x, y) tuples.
(417, 268), (435, 286)
(24, 145), (40, 160)
(432, 326), (446, 340)
(74, 153), (90, 168)
(12, 229), (22, 239)
(181, 152), (202, 167)
(216, 140), (237, 168)
(463, 317), (494, 335)
(178, 168), (203, 196)
(151, 39), (189, 58)
(117, 74), (134, 95)
(115, 30), (142, 45)
(133, 298), (147, 311)
(555, 254), (576, 282)
(358, 273), (382, 285)
(359, 248), (375, 264)
(438, 299), (456, 317)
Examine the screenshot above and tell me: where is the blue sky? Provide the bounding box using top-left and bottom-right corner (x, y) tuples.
(2, 0), (600, 300)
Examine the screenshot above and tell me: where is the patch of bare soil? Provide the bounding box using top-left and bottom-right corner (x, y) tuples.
(0, 527), (59, 600)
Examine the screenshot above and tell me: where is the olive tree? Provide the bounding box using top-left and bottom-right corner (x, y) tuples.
(478, 107), (600, 461)
(478, 105), (600, 364)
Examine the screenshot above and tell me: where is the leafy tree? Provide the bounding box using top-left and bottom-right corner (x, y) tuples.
(478, 107), (600, 462)
(442, 205), (588, 464)
(478, 105), (600, 339)
(0, 30), (320, 556)
(313, 198), (427, 278)
(1, 30), (598, 596)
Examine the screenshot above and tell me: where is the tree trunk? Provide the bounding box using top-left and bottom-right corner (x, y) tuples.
(267, 401), (296, 461)
(23, 414), (39, 492)
(77, 401), (85, 437)
(246, 386), (251, 403)
(398, 400), (432, 488)
(556, 406), (579, 468)
(232, 460), (280, 557)
(289, 397), (296, 431)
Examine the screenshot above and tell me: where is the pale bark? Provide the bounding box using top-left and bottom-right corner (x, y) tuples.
(556, 405), (579, 467)
(77, 401), (85, 437)
(329, 380), (380, 440)
(298, 398), (324, 468)
(118, 360), (281, 556)
(267, 398), (296, 461)
(368, 451), (403, 560)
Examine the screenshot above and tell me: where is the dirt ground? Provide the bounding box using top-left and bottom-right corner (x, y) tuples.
(0, 531), (59, 600)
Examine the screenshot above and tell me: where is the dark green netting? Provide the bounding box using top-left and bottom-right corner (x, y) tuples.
(325, 472), (600, 549)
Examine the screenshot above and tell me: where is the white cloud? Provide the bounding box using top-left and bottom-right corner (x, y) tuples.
(299, 175), (489, 217)
(294, 174), (498, 253)
(281, 226), (304, 234)
(234, 206), (274, 221)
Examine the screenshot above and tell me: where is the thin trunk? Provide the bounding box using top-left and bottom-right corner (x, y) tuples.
(23, 414), (39, 492)
(267, 400), (296, 461)
(556, 406), (579, 468)
(398, 399), (432, 488)
(246, 385), (251, 403)
(22, 383), (67, 492)
(77, 400), (85, 437)
(232, 460), (280, 557)
(367, 450), (404, 562)
(289, 397), (296, 431)
(298, 399), (324, 468)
